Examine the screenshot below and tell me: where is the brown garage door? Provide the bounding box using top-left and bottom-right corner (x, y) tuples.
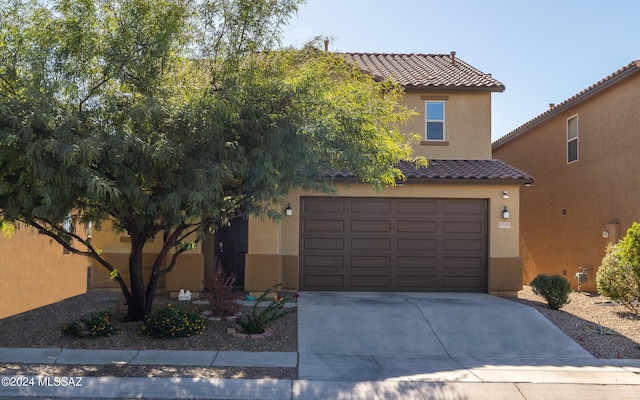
(299, 197), (488, 292)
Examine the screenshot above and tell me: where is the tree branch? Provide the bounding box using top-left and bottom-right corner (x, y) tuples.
(78, 75), (111, 113)
(0, 75), (16, 95)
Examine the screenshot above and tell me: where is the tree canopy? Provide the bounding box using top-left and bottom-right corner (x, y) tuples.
(0, 0), (420, 321)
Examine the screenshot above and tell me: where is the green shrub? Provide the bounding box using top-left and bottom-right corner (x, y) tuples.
(530, 274), (572, 310)
(140, 304), (205, 338)
(238, 284), (289, 334)
(597, 243), (640, 314)
(63, 311), (122, 338)
(618, 222), (640, 281)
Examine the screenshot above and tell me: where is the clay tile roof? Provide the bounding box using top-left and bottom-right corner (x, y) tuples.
(342, 53), (505, 92)
(328, 159), (533, 183)
(493, 59), (640, 148)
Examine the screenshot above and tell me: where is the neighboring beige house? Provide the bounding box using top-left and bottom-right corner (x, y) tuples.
(240, 52), (533, 296)
(492, 60), (640, 292)
(0, 226), (89, 319)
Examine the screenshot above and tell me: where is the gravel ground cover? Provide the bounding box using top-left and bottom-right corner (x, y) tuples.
(508, 286), (640, 359)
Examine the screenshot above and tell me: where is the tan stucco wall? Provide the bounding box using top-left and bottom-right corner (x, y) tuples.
(90, 222), (203, 292)
(493, 72), (640, 292)
(244, 181), (523, 294)
(0, 227), (89, 319)
(403, 90), (493, 160)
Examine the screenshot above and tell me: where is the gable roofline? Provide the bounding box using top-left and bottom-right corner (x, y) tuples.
(342, 52), (505, 92)
(493, 59), (640, 149)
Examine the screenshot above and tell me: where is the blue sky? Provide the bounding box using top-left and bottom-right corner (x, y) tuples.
(281, 0), (639, 141)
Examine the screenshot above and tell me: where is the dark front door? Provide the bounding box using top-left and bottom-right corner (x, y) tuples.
(215, 217), (249, 286)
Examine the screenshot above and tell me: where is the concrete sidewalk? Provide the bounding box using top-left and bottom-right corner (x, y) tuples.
(2, 372), (640, 399)
(0, 347), (298, 368)
(1, 347), (640, 399)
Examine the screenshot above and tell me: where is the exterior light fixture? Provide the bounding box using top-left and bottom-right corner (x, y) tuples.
(502, 206), (510, 219)
(285, 204), (293, 216)
(502, 190), (509, 199)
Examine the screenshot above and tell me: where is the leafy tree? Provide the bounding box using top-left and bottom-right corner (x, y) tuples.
(0, 0), (420, 321)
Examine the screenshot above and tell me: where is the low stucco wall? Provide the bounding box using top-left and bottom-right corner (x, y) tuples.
(0, 227), (89, 319)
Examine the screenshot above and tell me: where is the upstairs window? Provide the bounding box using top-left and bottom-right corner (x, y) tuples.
(567, 115), (578, 163)
(425, 101), (445, 141)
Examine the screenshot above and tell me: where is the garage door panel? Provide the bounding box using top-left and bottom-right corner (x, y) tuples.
(300, 197), (487, 292)
(397, 256), (438, 268)
(303, 219), (344, 233)
(397, 276), (438, 289)
(442, 276), (485, 290)
(303, 275), (344, 288)
(443, 220), (484, 234)
(443, 238), (484, 251)
(351, 256), (391, 268)
(302, 255), (344, 268)
(443, 256), (484, 269)
(398, 238), (436, 251)
(351, 199), (392, 214)
(351, 238), (391, 250)
(397, 220), (437, 233)
(351, 275), (391, 288)
(397, 200), (438, 214)
(303, 198), (345, 213)
(351, 220), (390, 232)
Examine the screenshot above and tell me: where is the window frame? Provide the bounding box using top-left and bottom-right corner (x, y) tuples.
(425, 100), (445, 141)
(567, 114), (578, 164)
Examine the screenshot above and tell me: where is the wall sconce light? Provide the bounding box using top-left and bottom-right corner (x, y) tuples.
(602, 230), (610, 239)
(285, 203), (293, 216)
(502, 190), (509, 199)
(502, 206), (510, 219)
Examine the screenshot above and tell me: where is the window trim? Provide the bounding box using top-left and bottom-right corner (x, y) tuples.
(567, 114), (578, 164)
(425, 100), (445, 141)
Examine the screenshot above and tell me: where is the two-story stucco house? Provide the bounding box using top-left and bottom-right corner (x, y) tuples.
(492, 60), (640, 292)
(236, 52), (533, 296)
(87, 52), (532, 297)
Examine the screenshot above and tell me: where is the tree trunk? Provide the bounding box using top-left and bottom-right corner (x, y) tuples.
(123, 238), (148, 322)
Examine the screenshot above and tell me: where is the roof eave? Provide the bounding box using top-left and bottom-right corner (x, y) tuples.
(404, 84), (505, 92)
(493, 61), (640, 149)
(404, 177), (534, 185)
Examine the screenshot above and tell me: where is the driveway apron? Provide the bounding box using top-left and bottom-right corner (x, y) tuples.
(298, 292), (593, 380)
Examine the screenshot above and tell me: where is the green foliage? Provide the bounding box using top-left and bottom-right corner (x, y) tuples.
(618, 222), (640, 279)
(63, 311), (122, 338)
(238, 284), (289, 334)
(140, 304), (205, 338)
(585, 317), (617, 336)
(0, 0), (419, 322)
(203, 259), (242, 317)
(596, 242), (640, 315)
(530, 274), (572, 310)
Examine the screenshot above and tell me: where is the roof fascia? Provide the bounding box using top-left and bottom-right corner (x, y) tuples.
(493, 62), (640, 149)
(404, 86), (505, 93)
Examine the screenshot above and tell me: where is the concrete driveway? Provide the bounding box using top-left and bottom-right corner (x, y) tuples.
(298, 292), (594, 380)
